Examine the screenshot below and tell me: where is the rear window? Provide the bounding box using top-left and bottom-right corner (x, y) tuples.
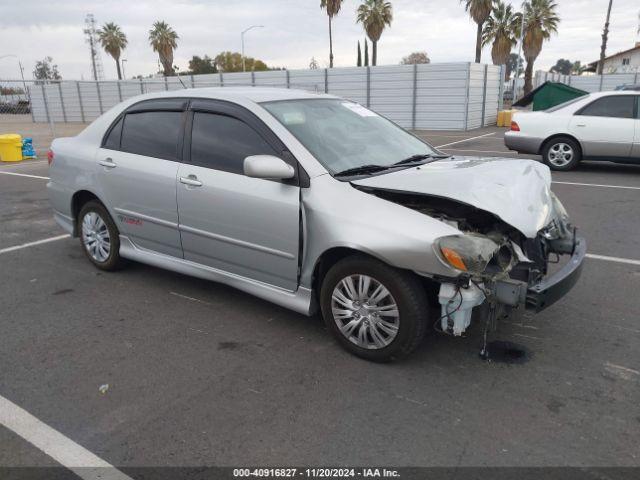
(103, 117), (123, 150)
(120, 111), (182, 160)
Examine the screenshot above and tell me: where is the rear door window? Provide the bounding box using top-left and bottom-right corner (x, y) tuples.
(103, 117), (123, 150)
(120, 111), (183, 160)
(577, 96), (635, 119)
(189, 112), (277, 174)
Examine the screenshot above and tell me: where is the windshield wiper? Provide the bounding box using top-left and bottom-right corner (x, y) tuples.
(392, 153), (449, 167)
(334, 164), (390, 177)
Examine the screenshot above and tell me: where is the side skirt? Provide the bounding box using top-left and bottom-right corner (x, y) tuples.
(118, 236), (313, 316)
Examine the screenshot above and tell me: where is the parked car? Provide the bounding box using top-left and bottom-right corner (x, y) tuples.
(614, 84), (640, 91)
(505, 90), (640, 170)
(48, 88), (585, 362)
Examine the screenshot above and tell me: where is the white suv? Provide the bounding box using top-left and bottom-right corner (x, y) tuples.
(505, 91), (640, 170)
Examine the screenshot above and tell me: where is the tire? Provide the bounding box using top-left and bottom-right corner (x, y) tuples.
(78, 200), (126, 271)
(541, 137), (581, 171)
(320, 255), (429, 362)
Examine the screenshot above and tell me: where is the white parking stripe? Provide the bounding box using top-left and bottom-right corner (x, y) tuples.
(586, 253), (640, 266)
(435, 132), (495, 148)
(0, 395), (133, 480)
(552, 181), (640, 191)
(0, 171), (50, 180)
(0, 234), (70, 255)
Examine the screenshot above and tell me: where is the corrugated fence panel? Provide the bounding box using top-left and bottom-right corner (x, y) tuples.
(23, 63), (503, 130)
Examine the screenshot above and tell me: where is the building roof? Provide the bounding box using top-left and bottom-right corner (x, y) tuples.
(588, 43), (640, 68)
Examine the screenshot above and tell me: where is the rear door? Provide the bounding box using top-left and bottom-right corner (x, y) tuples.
(96, 99), (186, 258)
(176, 100), (301, 291)
(569, 95), (636, 158)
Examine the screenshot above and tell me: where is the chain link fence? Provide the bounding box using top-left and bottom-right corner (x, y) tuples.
(1, 63), (504, 160)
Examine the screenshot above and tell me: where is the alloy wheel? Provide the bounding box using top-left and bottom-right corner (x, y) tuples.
(548, 142), (574, 167)
(81, 211), (111, 262)
(331, 274), (400, 350)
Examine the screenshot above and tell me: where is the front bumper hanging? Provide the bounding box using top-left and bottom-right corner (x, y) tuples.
(525, 235), (587, 312)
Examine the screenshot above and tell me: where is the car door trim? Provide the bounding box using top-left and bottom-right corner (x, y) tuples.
(178, 223), (296, 260)
(114, 207), (178, 229)
(118, 235), (312, 314)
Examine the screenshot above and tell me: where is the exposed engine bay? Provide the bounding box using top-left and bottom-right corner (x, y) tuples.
(354, 185), (579, 340)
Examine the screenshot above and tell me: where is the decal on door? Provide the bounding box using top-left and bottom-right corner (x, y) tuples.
(117, 214), (143, 226)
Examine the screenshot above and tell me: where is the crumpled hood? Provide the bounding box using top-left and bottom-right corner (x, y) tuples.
(352, 156), (555, 238)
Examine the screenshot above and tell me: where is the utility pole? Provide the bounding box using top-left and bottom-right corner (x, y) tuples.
(598, 0), (613, 75)
(84, 14), (104, 81)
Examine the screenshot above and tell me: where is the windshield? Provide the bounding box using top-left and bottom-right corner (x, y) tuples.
(261, 99), (439, 175)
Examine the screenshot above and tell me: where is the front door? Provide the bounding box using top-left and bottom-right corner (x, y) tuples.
(96, 100), (186, 258)
(569, 94), (636, 158)
(176, 103), (300, 291)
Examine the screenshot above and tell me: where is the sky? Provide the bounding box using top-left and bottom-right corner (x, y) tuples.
(0, 0), (639, 80)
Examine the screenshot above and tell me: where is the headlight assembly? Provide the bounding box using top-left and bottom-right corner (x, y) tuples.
(435, 234), (514, 275)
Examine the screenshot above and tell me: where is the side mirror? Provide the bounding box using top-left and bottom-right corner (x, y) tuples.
(243, 155), (295, 180)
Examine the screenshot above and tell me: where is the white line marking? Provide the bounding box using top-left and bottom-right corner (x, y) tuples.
(0, 395), (133, 480)
(604, 362), (640, 376)
(0, 234), (70, 255)
(586, 253), (640, 266)
(170, 291), (213, 305)
(435, 132), (495, 149)
(0, 171), (50, 180)
(552, 181), (640, 191)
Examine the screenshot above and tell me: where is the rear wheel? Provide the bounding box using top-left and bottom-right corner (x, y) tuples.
(320, 256), (429, 362)
(78, 201), (126, 271)
(542, 137), (581, 171)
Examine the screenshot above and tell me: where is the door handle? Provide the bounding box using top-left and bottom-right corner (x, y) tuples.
(99, 158), (117, 168)
(179, 175), (203, 187)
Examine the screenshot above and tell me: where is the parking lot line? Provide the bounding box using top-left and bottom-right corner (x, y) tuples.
(435, 132), (495, 149)
(0, 234), (70, 255)
(0, 171), (50, 180)
(552, 181), (640, 191)
(586, 253), (640, 267)
(0, 395), (132, 480)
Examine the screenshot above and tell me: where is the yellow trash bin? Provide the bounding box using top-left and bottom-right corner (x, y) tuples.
(0, 134), (23, 162)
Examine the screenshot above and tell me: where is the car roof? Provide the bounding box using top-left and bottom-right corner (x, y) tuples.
(587, 90), (639, 98)
(130, 86), (336, 104)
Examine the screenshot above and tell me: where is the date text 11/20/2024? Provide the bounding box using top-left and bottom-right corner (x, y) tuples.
(233, 468), (401, 478)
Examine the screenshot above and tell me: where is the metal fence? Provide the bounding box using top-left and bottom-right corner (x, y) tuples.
(534, 70), (640, 92)
(1, 62), (504, 157)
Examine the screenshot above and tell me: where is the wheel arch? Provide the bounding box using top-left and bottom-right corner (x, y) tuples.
(70, 190), (108, 236)
(539, 133), (584, 156)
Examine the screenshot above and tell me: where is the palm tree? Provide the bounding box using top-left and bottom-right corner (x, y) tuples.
(149, 21), (179, 76)
(97, 23), (128, 80)
(320, 0), (344, 68)
(482, 1), (521, 67)
(356, 0), (393, 67)
(461, 0), (493, 63)
(522, 0), (559, 93)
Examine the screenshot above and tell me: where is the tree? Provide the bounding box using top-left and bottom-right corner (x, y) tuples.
(149, 21), (179, 76)
(506, 53), (524, 80)
(188, 55), (217, 74)
(400, 51), (430, 65)
(320, 0), (344, 68)
(522, 0), (559, 94)
(549, 58), (572, 75)
(33, 57), (61, 82)
(364, 38), (369, 66)
(357, 41), (362, 67)
(597, 0), (613, 75)
(97, 22), (128, 80)
(482, 1), (520, 67)
(214, 51), (268, 72)
(309, 57), (319, 69)
(356, 0), (393, 67)
(571, 60), (586, 75)
(461, 0), (493, 63)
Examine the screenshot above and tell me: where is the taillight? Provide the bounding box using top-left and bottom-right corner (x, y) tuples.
(510, 121), (520, 132)
(47, 149), (54, 165)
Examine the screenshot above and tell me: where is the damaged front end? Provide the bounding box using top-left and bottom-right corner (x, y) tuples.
(356, 186), (586, 337)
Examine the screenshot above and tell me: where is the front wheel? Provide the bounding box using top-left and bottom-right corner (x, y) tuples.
(320, 256), (429, 362)
(542, 137), (581, 171)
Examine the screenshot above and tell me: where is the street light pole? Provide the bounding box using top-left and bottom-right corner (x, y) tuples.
(0, 54), (29, 102)
(241, 25), (264, 72)
(121, 59), (127, 79)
